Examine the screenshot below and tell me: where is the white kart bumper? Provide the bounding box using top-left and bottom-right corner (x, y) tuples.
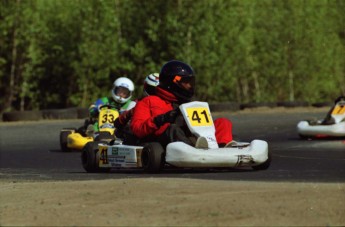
(165, 140), (268, 168)
(297, 121), (345, 137)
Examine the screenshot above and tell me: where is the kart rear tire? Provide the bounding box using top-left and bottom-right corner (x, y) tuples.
(252, 151), (272, 171)
(299, 134), (311, 140)
(141, 142), (165, 173)
(81, 142), (110, 173)
(60, 128), (76, 152)
(2, 110), (42, 121)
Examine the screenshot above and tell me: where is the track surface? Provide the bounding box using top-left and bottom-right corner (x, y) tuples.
(1, 110), (344, 182)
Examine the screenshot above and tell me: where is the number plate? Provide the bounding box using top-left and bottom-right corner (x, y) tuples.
(186, 107), (213, 126)
(331, 104), (345, 115)
(99, 109), (119, 127)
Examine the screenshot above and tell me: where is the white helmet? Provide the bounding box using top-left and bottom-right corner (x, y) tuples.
(111, 77), (135, 104)
(143, 73), (159, 97)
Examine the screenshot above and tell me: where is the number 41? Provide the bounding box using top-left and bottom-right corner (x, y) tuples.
(192, 110), (209, 123)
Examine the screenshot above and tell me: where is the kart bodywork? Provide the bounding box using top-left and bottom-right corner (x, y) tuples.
(297, 99), (345, 138)
(81, 101), (271, 173)
(60, 105), (119, 152)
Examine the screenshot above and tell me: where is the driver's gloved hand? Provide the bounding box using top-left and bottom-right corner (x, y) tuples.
(114, 118), (124, 130)
(154, 109), (180, 128)
(114, 118), (125, 138)
(115, 128), (124, 138)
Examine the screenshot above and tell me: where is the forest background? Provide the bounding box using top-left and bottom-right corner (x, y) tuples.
(0, 0), (344, 113)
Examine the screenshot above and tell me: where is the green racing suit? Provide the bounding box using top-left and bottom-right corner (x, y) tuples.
(88, 97), (136, 131)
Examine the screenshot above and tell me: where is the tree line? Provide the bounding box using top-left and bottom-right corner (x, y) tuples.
(1, 0), (344, 113)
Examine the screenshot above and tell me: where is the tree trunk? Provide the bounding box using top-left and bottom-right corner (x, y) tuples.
(81, 77), (88, 107)
(20, 81), (27, 111)
(241, 77), (249, 103)
(115, 0), (122, 43)
(6, 0), (20, 112)
(289, 71), (294, 102)
(252, 71), (261, 101)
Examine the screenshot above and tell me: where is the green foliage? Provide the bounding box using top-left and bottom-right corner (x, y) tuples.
(0, 0), (344, 112)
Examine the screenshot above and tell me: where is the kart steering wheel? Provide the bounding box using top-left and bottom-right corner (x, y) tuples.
(98, 104), (116, 111)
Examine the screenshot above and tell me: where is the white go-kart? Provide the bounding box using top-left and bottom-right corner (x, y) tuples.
(297, 98), (345, 138)
(81, 101), (271, 173)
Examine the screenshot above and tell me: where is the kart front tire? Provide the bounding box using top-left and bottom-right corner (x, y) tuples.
(252, 151), (272, 171)
(298, 134), (312, 140)
(81, 142), (110, 173)
(60, 129), (75, 152)
(141, 142), (165, 173)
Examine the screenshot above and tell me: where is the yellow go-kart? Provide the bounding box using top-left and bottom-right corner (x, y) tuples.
(59, 104), (119, 152)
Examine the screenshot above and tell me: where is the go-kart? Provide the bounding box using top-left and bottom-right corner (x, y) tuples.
(81, 101), (271, 173)
(60, 104), (119, 152)
(297, 97), (345, 138)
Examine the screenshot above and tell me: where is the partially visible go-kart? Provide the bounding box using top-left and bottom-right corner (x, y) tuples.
(60, 104), (119, 152)
(81, 101), (271, 173)
(297, 96), (345, 138)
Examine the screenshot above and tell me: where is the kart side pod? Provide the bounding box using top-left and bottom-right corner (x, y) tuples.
(165, 139), (269, 168)
(87, 140), (270, 173)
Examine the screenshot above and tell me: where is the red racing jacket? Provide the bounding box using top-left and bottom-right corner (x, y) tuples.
(130, 87), (177, 138)
(130, 86), (233, 144)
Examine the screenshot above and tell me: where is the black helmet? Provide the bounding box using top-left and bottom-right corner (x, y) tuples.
(159, 60), (195, 102)
(335, 96), (345, 104)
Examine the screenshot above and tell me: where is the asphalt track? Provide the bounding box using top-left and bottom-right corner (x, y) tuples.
(1, 110), (344, 182)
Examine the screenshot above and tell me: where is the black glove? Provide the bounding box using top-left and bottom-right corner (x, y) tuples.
(154, 109), (180, 128)
(114, 118), (125, 138)
(115, 128), (124, 138)
(114, 118), (124, 130)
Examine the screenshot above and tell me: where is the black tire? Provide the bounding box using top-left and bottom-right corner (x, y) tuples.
(141, 142), (165, 173)
(276, 101), (309, 108)
(298, 134), (311, 140)
(209, 102), (240, 112)
(81, 142), (110, 173)
(2, 110), (42, 121)
(312, 102), (332, 108)
(42, 108), (77, 119)
(77, 107), (89, 119)
(59, 128), (75, 152)
(252, 151), (272, 171)
(240, 102), (277, 110)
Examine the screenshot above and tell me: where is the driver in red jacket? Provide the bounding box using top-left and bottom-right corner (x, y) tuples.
(130, 60), (233, 148)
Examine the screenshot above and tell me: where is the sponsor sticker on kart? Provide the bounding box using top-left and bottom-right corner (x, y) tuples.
(186, 107), (213, 127)
(101, 146), (139, 168)
(236, 155), (254, 167)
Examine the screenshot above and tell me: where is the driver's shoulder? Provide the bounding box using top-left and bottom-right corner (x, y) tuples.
(97, 96), (110, 103)
(126, 100), (136, 110)
(138, 95), (164, 104)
